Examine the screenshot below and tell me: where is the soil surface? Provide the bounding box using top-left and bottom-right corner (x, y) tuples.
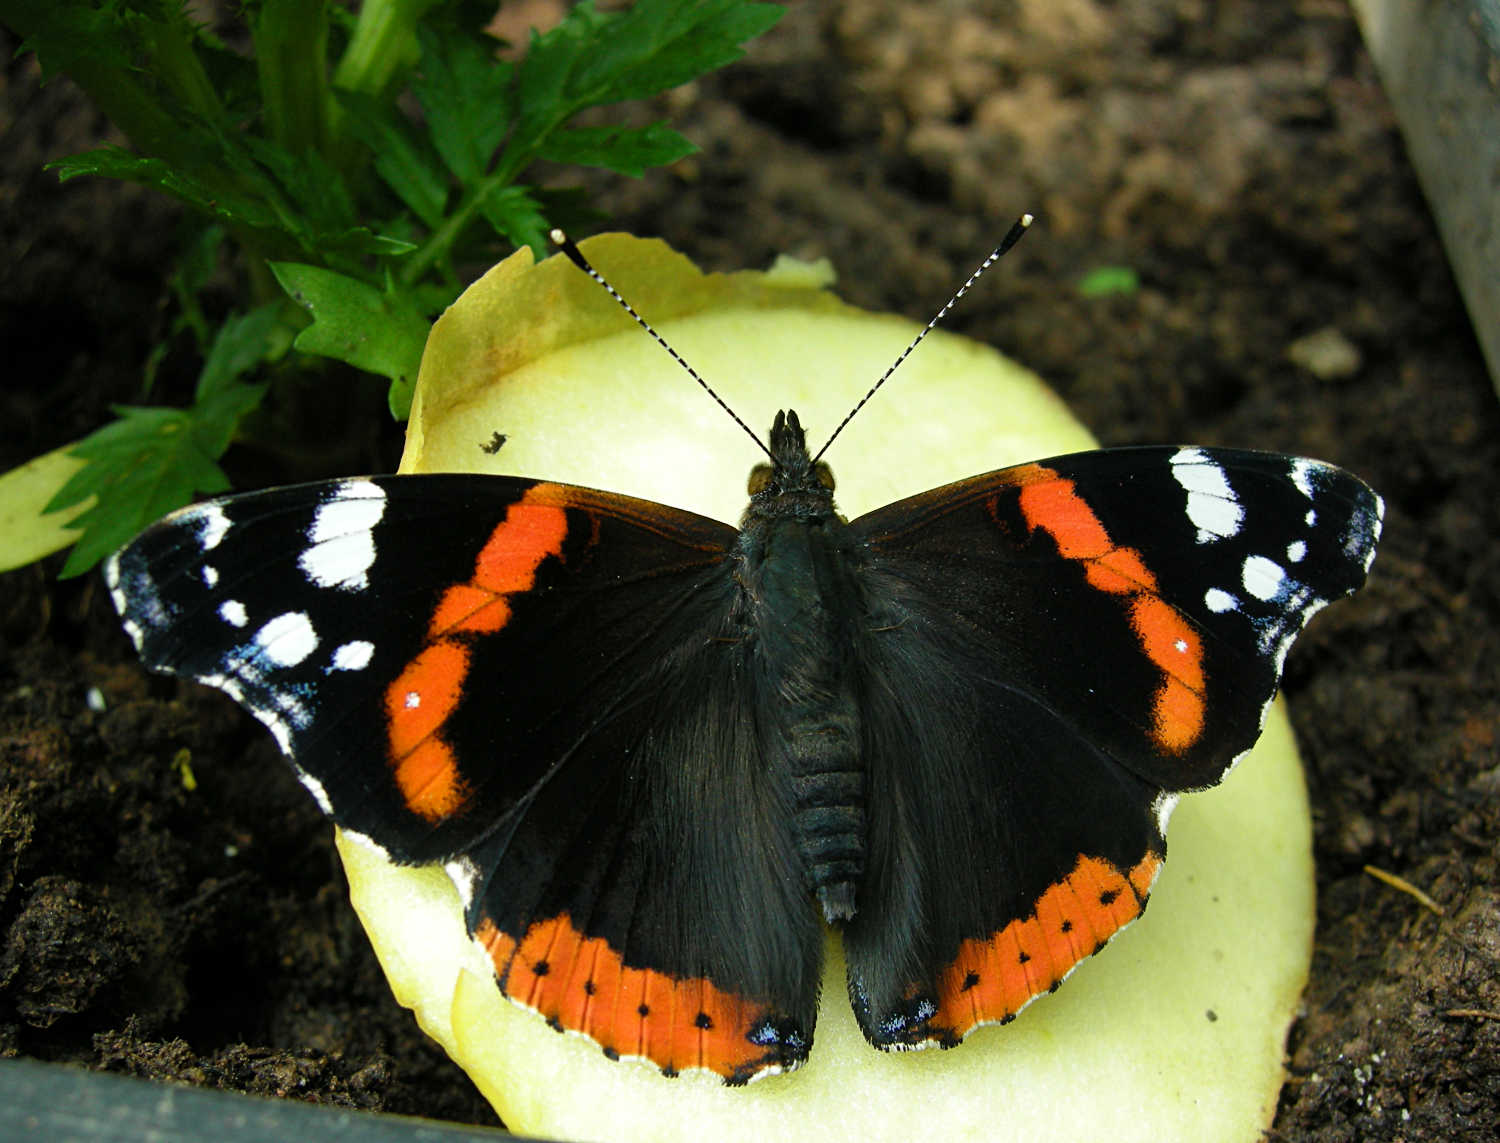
(2, 1), (1496, 1139)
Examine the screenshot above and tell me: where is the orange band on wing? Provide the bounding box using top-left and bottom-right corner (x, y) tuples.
(1009, 465), (1207, 754)
(935, 851), (1162, 1035)
(383, 485), (572, 821)
(475, 913), (801, 1082)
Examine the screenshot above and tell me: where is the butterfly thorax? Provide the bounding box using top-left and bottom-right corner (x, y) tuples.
(737, 410), (867, 925)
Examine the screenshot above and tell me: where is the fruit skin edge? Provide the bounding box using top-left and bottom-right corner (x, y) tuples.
(334, 235), (1315, 1142)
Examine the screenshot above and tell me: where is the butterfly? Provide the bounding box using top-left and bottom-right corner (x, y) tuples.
(104, 222), (1383, 1084)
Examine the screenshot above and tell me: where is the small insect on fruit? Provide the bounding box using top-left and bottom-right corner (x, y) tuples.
(106, 217), (1382, 1083)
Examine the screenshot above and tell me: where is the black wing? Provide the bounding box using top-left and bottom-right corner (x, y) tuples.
(106, 475), (820, 1081)
(840, 447), (1381, 1048)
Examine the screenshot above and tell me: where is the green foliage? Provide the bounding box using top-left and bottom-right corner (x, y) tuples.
(1077, 265), (1141, 298)
(0, 0), (783, 575)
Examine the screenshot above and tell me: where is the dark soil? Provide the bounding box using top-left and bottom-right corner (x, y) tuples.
(2, 1), (1496, 1139)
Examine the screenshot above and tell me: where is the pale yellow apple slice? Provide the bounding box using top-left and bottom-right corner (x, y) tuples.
(336, 235), (1314, 1142)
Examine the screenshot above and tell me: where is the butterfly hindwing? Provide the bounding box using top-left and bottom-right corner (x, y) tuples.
(106, 474), (821, 1081)
(841, 446), (1382, 1047)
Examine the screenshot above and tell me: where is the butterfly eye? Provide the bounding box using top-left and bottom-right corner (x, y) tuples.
(748, 464), (774, 495)
(814, 463), (836, 491)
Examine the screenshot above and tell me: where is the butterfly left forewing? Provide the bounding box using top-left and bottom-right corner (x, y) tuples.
(108, 474), (821, 1082)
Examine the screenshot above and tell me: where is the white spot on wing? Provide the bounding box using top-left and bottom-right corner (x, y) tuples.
(1154, 792), (1181, 836)
(201, 564), (219, 588)
(1242, 555), (1287, 602)
(1290, 458), (1318, 499)
(197, 503), (231, 550)
(254, 611), (318, 667)
(445, 857), (480, 910)
(405, 690), (421, 709)
(331, 640), (375, 672)
(298, 480), (387, 590)
(1286, 540), (1307, 563)
(1204, 587), (1238, 613)
(1170, 448), (1243, 542)
(219, 599), (248, 628)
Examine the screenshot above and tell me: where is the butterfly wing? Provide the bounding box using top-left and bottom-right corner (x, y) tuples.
(841, 447), (1382, 1047)
(106, 475), (819, 1082)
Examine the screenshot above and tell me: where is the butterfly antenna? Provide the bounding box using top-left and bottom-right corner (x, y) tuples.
(811, 212), (1035, 463)
(550, 229), (772, 459)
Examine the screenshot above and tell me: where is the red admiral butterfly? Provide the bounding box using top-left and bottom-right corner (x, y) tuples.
(105, 223), (1382, 1085)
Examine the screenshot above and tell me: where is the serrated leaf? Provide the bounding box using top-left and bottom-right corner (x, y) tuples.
(535, 122), (696, 177)
(413, 22), (515, 182)
(581, 1), (784, 104)
(269, 262), (430, 418)
(195, 303), (286, 403)
(512, 7), (598, 151)
(337, 90), (450, 226)
(47, 406), (236, 579)
(49, 147), (282, 232)
(477, 184), (550, 257)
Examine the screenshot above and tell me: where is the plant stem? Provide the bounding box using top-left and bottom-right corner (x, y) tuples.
(252, 0), (334, 156)
(333, 0), (445, 98)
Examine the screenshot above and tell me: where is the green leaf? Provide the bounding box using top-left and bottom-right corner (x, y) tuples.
(337, 89), (450, 226)
(1078, 266), (1141, 298)
(195, 303), (286, 404)
(270, 262), (430, 418)
(47, 406), (235, 579)
(580, 1), (784, 104)
(50, 146), (282, 232)
(511, 4), (601, 152)
(412, 21), (515, 182)
(477, 184), (550, 257)
(535, 122), (697, 177)
(42, 299), (287, 577)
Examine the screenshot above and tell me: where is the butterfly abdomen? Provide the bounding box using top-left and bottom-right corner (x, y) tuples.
(741, 512), (870, 924)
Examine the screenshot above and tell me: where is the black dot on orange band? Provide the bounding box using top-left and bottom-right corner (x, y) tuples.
(695, 1011), (714, 1030)
(962, 971), (980, 991)
(1061, 919), (1073, 933)
(1018, 951), (1031, 964)
(533, 959), (550, 975)
(603, 1047), (620, 1061)
(662, 1066), (679, 1079)
(583, 979), (596, 995)
(637, 1003), (651, 1016)
(1100, 889), (1120, 905)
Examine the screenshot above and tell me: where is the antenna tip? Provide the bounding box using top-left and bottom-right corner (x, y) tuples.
(549, 228), (568, 246)
(1019, 212), (1035, 227)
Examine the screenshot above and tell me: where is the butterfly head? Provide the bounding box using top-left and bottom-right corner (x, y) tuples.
(747, 410), (837, 515)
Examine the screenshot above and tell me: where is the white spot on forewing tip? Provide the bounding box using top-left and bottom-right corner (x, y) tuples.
(196, 503), (231, 550)
(1204, 587), (1238, 613)
(1290, 459), (1319, 499)
(331, 640), (374, 672)
(1286, 540), (1307, 563)
(219, 599), (248, 628)
(1242, 555), (1287, 602)
(299, 481), (387, 590)
(254, 611), (318, 667)
(201, 564), (219, 588)
(1170, 449), (1243, 542)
